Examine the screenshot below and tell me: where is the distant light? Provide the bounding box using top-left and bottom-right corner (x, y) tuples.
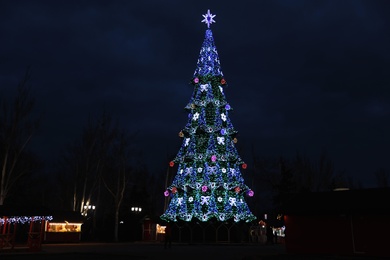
(333, 188), (350, 191)
(131, 207), (142, 212)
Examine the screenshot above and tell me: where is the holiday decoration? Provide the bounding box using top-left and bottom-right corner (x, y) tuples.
(201, 9), (216, 28)
(161, 10), (256, 223)
(0, 216), (53, 225)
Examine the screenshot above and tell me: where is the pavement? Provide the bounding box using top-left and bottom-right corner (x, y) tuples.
(0, 242), (388, 260)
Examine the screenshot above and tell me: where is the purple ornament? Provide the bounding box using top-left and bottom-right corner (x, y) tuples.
(248, 190), (254, 197)
(220, 128), (226, 135)
(211, 155), (217, 162)
(225, 104), (231, 110)
(202, 185), (208, 192)
(164, 190), (169, 197)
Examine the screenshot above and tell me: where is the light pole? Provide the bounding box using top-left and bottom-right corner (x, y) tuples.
(82, 204), (96, 240)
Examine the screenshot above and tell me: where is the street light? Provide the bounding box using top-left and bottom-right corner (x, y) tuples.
(131, 207), (142, 212)
(83, 204), (96, 216)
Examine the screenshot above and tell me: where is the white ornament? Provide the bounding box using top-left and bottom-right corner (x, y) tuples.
(221, 113), (227, 122)
(228, 197), (237, 206)
(201, 196), (210, 205)
(185, 167), (192, 175)
(193, 112), (199, 121)
(200, 84), (208, 92)
(185, 138), (190, 146)
(188, 196), (194, 202)
(207, 166), (217, 174)
(217, 136), (225, 145)
(177, 197), (183, 205)
(184, 214), (192, 221)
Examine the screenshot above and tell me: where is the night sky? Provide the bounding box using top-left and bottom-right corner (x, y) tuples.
(1, 1), (389, 188)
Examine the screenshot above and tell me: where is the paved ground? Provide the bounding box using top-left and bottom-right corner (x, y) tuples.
(0, 242), (388, 260)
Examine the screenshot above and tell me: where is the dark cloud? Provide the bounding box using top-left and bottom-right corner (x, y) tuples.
(1, 0), (389, 187)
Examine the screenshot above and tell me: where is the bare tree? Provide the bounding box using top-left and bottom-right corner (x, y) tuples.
(56, 111), (143, 242)
(55, 112), (117, 213)
(0, 69), (39, 205)
(100, 131), (135, 242)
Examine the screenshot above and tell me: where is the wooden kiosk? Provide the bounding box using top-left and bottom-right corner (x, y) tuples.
(0, 205), (53, 252)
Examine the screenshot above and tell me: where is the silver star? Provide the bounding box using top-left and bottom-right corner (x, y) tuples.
(201, 9), (216, 28)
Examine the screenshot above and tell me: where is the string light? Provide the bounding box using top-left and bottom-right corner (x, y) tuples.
(0, 216), (53, 225)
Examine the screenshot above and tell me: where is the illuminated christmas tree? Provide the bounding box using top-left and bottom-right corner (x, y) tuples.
(160, 10), (256, 223)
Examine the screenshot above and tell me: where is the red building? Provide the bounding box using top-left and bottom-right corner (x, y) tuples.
(281, 187), (390, 258)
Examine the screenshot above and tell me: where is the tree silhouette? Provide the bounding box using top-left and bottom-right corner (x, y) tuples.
(0, 68), (40, 205)
(251, 148), (348, 212)
(55, 111), (144, 242)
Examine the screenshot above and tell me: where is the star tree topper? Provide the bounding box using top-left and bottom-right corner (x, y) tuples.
(202, 9), (216, 28)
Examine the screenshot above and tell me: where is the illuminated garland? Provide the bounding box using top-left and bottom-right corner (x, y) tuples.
(161, 10), (256, 224)
(0, 216), (53, 225)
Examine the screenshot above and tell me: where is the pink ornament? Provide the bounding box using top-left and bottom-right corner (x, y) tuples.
(164, 190), (169, 197)
(248, 190), (254, 197)
(211, 155), (217, 162)
(194, 77), (199, 83)
(202, 185), (208, 192)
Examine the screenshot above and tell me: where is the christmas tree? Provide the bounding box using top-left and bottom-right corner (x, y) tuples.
(160, 10), (256, 223)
